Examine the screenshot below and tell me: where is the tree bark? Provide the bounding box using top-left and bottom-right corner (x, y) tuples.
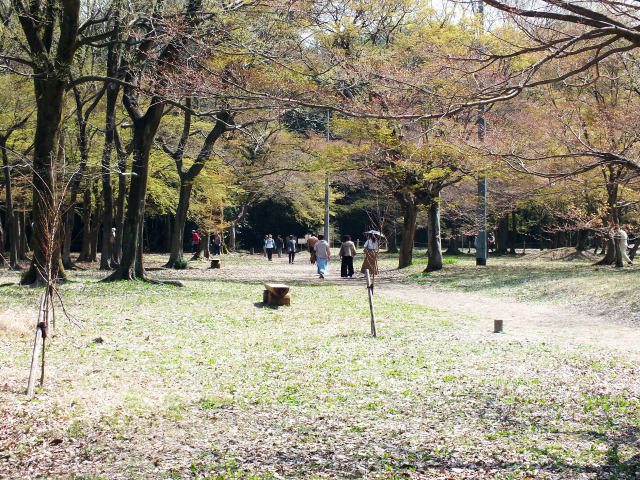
(18, 211), (28, 260)
(229, 222), (237, 251)
(508, 210), (517, 254)
(596, 236), (616, 265)
(425, 198), (443, 272)
(1, 139), (19, 269)
(0, 217), (5, 266)
(166, 182), (193, 266)
(63, 86), (104, 269)
(99, 43), (120, 270)
(496, 214), (509, 254)
(397, 194), (417, 268)
(77, 187), (92, 262)
(106, 114), (159, 280)
(16, 0), (80, 285)
(202, 232), (211, 259)
(89, 182), (103, 262)
(445, 233), (461, 255)
(386, 223), (398, 253)
(575, 229), (589, 251)
(165, 214), (172, 252)
(113, 141), (128, 264)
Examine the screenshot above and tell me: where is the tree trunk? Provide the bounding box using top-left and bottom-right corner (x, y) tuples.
(386, 226), (398, 254)
(445, 224), (462, 255)
(77, 187), (92, 262)
(425, 198), (443, 272)
(114, 148), (127, 264)
(0, 217), (5, 266)
(105, 104), (163, 281)
(165, 182), (193, 267)
(99, 50), (119, 270)
(165, 214), (172, 252)
(398, 195), (417, 268)
(16, 0), (80, 285)
(202, 232), (210, 259)
(89, 182), (103, 262)
(61, 206), (75, 269)
(615, 235), (624, 268)
(18, 211), (28, 260)
(20, 91), (68, 284)
(165, 110), (231, 268)
(229, 222), (237, 251)
(575, 229), (589, 252)
(496, 214), (509, 254)
(445, 234), (461, 255)
(386, 223), (398, 253)
(596, 236), (616, 265)
(508, 210), (517, 254)
(2, 144), (19, 269)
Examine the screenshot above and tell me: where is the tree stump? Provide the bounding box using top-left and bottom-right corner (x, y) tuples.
(263, 283), (291, 306)
(494, 319), (503, 333)
(210, 258), (221, 269)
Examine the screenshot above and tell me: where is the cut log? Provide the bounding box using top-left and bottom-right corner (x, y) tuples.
(264, 283), (290, 297)
(263, 290), (291, 306)
(210, 258), (221, 269)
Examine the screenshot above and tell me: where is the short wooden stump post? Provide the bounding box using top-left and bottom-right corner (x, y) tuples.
(210, 258), (221, 269)
(494, 319), (503, 333)
(263, 283), (291, 306)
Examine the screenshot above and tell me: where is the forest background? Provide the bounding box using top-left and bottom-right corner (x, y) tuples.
(1, 0), (639, 279)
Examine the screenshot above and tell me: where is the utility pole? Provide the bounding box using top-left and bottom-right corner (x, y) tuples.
(324, 110), (330, 244)
(475, 0), (487, 266)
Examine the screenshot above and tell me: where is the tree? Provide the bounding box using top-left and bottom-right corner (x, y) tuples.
(1, 0), (116, 283)
(160, 103), (232, 268)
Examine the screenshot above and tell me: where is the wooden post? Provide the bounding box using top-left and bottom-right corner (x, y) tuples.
(494, 319), (503, 333)
(26, 324), (43, 398)
(365, 269), (377, 337)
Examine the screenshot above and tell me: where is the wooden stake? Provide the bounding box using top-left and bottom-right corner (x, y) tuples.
(365, 269), (377, 337)
(26, 324), (43, 398)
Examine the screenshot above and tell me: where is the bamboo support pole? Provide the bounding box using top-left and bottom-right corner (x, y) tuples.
(365, 269), (377, 337)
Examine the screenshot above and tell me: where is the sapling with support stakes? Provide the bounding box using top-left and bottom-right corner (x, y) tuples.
(22, 167), (77, 398)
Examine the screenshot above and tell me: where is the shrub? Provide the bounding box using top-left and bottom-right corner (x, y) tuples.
(174, 257), (188, 270)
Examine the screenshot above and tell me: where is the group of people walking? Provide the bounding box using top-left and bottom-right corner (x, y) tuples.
(262, 231), (381, 279)
(308, 232), (379, 279)
(263, 234), (288, 261)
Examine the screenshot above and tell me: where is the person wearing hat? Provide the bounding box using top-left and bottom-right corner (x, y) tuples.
(360, 233), (379, 275)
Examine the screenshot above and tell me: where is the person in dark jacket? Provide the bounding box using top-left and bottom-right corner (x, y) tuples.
(286, 235), (297, 264)
(339, 235), (356, 278)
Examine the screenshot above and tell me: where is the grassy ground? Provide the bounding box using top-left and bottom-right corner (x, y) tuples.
(1, 251), (639, 479)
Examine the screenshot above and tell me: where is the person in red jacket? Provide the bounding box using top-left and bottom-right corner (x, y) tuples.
(191, 230), (201, 253)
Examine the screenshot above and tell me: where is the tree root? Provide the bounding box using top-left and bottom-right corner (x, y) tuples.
(102, 268), (184, 286)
